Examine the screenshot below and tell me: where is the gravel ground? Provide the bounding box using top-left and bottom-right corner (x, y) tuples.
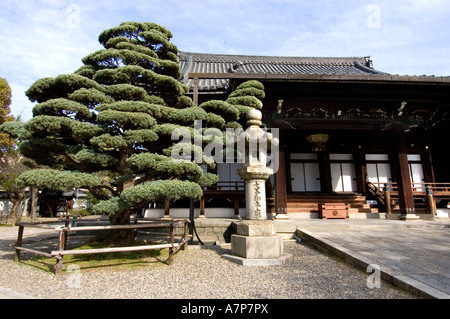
(0, 228), (417, 299)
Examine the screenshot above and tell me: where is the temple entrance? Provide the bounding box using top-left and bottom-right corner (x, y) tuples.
(408, 154), (425, 191)
(289, 153), (321, 192)
(330, 154), (357, 192)
(366, 154), (392, 186)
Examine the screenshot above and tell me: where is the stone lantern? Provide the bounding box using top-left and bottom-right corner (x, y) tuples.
(222, 109), (291, 266)
(237, 109), (275, 220)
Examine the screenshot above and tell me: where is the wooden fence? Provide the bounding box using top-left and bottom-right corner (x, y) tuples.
(14, 218), (191, 275)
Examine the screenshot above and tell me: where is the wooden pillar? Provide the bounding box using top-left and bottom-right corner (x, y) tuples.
(234, 198), (240, 218)
(319, 150), (332, 193)
(199, 197), (205, 217)
(391, 132), (417, 218)
(422, 149), (435, 183)
(354, 148), (366, 193)
(275, 130), (288, 219)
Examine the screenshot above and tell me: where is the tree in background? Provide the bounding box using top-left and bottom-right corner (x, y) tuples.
(0, 77), (15, 152)
(0, 77), (37, 222)
(0, 22), (265, 242)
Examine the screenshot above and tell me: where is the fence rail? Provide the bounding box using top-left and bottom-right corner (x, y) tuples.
(204, 181), (245, 191)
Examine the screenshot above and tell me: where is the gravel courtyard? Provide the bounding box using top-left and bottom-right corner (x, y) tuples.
(0, 228), (417, 299)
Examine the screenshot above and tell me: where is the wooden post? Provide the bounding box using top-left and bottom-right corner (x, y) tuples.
(55, 227), (67, 275)
(234, 198), (240, 218)
(181, 220), (189, 251)
(14, 225), (24, 262)
(426, 186), (436, 217)
(63, 219), (70, 249)
(384, 184), (392, 215)
(55, 256), (63, 275)
(199, 197), (205, 217)
(168, 223), (174, 265)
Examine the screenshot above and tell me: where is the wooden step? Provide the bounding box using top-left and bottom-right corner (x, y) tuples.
(287, 208), (318, 213)
(286, 193), (381, 214)
(287, 196), (366, 204)
(348, 208), (379, 213)
(287, 203), (318, 213)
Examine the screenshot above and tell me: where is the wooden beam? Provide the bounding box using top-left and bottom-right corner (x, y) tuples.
(187, 72), (450, 85)
(51, 243), (180, 257)
(15, 246), (52, 258)
(59, 222), (184, 232)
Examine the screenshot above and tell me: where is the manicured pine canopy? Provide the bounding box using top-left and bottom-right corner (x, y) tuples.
(0, 21), (265, 231)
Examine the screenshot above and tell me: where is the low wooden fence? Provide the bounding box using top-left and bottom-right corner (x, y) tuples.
(14, 218), (191, 275)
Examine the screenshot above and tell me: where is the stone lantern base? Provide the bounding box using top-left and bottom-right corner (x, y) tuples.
(222, 220), (292, 266)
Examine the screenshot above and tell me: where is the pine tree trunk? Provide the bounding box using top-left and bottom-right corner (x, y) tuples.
(107, 209), (137, 244)
(8, 191), (26, 224)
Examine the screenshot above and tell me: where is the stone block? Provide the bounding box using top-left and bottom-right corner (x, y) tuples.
(234, 220), (276, 237)
(231, 234), (283, 259)
(222, 253), (292, 266)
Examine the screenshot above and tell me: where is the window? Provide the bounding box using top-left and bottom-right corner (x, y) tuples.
(216, 162), (244, 190)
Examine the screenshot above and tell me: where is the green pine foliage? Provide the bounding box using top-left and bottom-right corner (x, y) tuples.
(0, 22), (266, 236)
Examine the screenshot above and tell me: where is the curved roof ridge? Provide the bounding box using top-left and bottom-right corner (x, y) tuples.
(353, 61), (390, 75)
(179, 51), (368, 65)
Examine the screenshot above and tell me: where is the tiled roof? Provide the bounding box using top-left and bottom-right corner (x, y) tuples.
(178, 52), (389, 91)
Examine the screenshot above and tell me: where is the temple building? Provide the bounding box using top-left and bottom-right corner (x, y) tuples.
(149, 52), (450, 220)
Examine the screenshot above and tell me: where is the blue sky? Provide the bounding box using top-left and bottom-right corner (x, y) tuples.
(1, 0), (449, 121)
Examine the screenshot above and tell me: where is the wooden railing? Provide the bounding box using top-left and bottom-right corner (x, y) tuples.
(368, 182), (450, 196)
(200, 181), (245, 217)
(411, 183), (450, 195)
(14, 218), (190, 274)
(366, 181), (450, 214)
(204, 181), (245, 192)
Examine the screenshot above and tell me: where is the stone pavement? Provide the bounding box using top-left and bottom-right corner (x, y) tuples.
(291, 218), (450, 299)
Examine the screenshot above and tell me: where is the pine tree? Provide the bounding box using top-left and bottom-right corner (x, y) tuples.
(0, 22), (265, 242)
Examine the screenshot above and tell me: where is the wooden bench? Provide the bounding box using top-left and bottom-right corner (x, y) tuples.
(318, 203), (349, 219)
